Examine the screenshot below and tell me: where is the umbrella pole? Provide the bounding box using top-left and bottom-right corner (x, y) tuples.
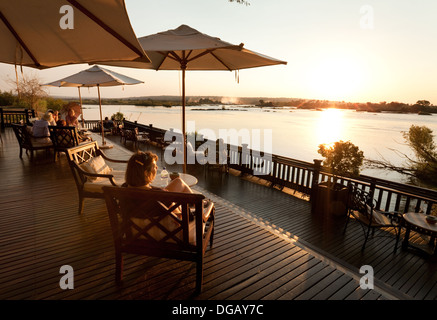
(78, 87), (85, 128)
(182, 65), (187, 173)
(98, 85), (105, 146)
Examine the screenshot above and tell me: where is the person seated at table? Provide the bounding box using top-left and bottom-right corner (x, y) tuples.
(56, 119), (67, 127)
(125, 151), (192, 194)
(65, 108), (79, 127)
(124, 151), (212, 234)
(32, 112), (53, 138)
(47, 109), (59, 125)
(103, 116), (114, 130)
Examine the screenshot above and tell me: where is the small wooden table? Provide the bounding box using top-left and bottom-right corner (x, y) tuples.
(402, 212), (437, 257)
(150, 173), (198, 189)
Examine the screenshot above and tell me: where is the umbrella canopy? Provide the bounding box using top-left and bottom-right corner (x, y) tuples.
(105, 24), (287, 172)
(45, 65), (144, 87)
(0, 0), (150, 69)
(44, 65), (143, 146)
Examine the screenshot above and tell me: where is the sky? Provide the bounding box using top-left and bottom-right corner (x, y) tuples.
(1, 0), (437, 104)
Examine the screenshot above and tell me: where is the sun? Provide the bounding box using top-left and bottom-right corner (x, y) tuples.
(307, 55), (365, 101)
(316, 108), (344, 146)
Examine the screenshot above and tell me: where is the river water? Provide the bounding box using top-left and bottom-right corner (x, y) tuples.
(80, 104), (437, 184)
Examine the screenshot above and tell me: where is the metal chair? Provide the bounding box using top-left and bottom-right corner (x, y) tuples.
(343, 184), (402, 253)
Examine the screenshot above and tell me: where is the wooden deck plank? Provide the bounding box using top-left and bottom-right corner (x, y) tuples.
(0, 128), (435, 301)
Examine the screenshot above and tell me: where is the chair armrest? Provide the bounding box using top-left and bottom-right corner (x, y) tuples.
(73, 163), (118, 186)
(374, 209), (402, 224)
(202, 201), (215, 222)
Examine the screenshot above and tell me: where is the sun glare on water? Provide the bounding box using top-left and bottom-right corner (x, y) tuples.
(316, 108), (344, 146)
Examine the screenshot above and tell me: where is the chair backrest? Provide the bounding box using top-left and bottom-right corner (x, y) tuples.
(48, 125), (80, 150)
(66, 141), (101, 187)
(123, 129), (137, 141)
(66, 140), (100, 164)
(102, 186), (206, 255)
(11, 124), (31, 148)
(347, 184), (377, 224)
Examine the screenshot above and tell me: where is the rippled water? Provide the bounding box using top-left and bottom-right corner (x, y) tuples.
(81, 104), (437, 184)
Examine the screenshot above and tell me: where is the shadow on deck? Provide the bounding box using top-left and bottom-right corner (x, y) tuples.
(0, 128), (435, 302)
(108, 133), (437, 300)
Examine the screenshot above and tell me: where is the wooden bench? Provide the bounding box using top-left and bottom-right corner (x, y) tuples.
(66, 141), (129, 215)
(11, 123), (53, 162)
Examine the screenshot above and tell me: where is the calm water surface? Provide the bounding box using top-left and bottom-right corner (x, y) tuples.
(81, 104), (437, 184)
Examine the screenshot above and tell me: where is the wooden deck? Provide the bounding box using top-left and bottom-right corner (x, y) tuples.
(0, 128), (436, 302)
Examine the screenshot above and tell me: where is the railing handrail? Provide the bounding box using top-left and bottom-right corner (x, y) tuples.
(110, 119), (437, 214)
(1, 107), (35, 129)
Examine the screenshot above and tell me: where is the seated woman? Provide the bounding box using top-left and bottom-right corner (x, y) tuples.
(125, 151), (193, 194)
(65, 108), (79, 127)
(56, 119), (67, 126)
(32, 112), (53, 138)
(124, 151), (212, 242)
(47, 109), (59, 125)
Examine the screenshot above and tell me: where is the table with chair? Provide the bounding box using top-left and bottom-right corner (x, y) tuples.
(402, 212), (437, 258)
(343, 184), (402, 253)
(121, 128), (150, 149)
(150, 172), (198, 189)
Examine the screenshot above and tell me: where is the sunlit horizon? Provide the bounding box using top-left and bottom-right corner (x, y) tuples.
(1, 1), (437, 105)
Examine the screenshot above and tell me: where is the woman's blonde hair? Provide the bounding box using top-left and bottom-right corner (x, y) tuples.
(125, 151), (158, 187)
(42, 112), (53, 122)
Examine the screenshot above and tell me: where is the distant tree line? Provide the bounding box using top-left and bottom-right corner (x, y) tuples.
(292, 99), (437, 114)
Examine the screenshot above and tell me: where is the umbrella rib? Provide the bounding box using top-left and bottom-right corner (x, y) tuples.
(0, 10), (40, 67)
(209, 51), (233, 71)
(66, 0), (147, 60)
(186, 49), (233, 71)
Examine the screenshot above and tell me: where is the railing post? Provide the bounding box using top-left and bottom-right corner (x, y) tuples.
(310, 159), (322, 212)
(369, 178), (376, 200)
(24, 109), (30, 125)
(0, 108), (4, 131)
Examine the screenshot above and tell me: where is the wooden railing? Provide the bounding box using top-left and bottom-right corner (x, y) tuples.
(0, 108), (36, 130)
(117, 120), (437, 215)
(82, 120), (101, 131)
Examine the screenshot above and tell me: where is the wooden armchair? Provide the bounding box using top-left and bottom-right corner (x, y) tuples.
(102, 186), (215, 293)
(343, 184), (402, 252)
(48, 125), (81, 161)
(11, 123), (53, 162)
(66, 141), (128, 215)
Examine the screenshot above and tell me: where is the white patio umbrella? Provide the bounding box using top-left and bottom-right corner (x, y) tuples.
(99, 24), (287, 172)
(44, 65), (143, 148)
(0, 0), (150, 69)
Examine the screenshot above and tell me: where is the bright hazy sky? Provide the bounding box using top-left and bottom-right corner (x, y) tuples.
(1, 0), (437, 104)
